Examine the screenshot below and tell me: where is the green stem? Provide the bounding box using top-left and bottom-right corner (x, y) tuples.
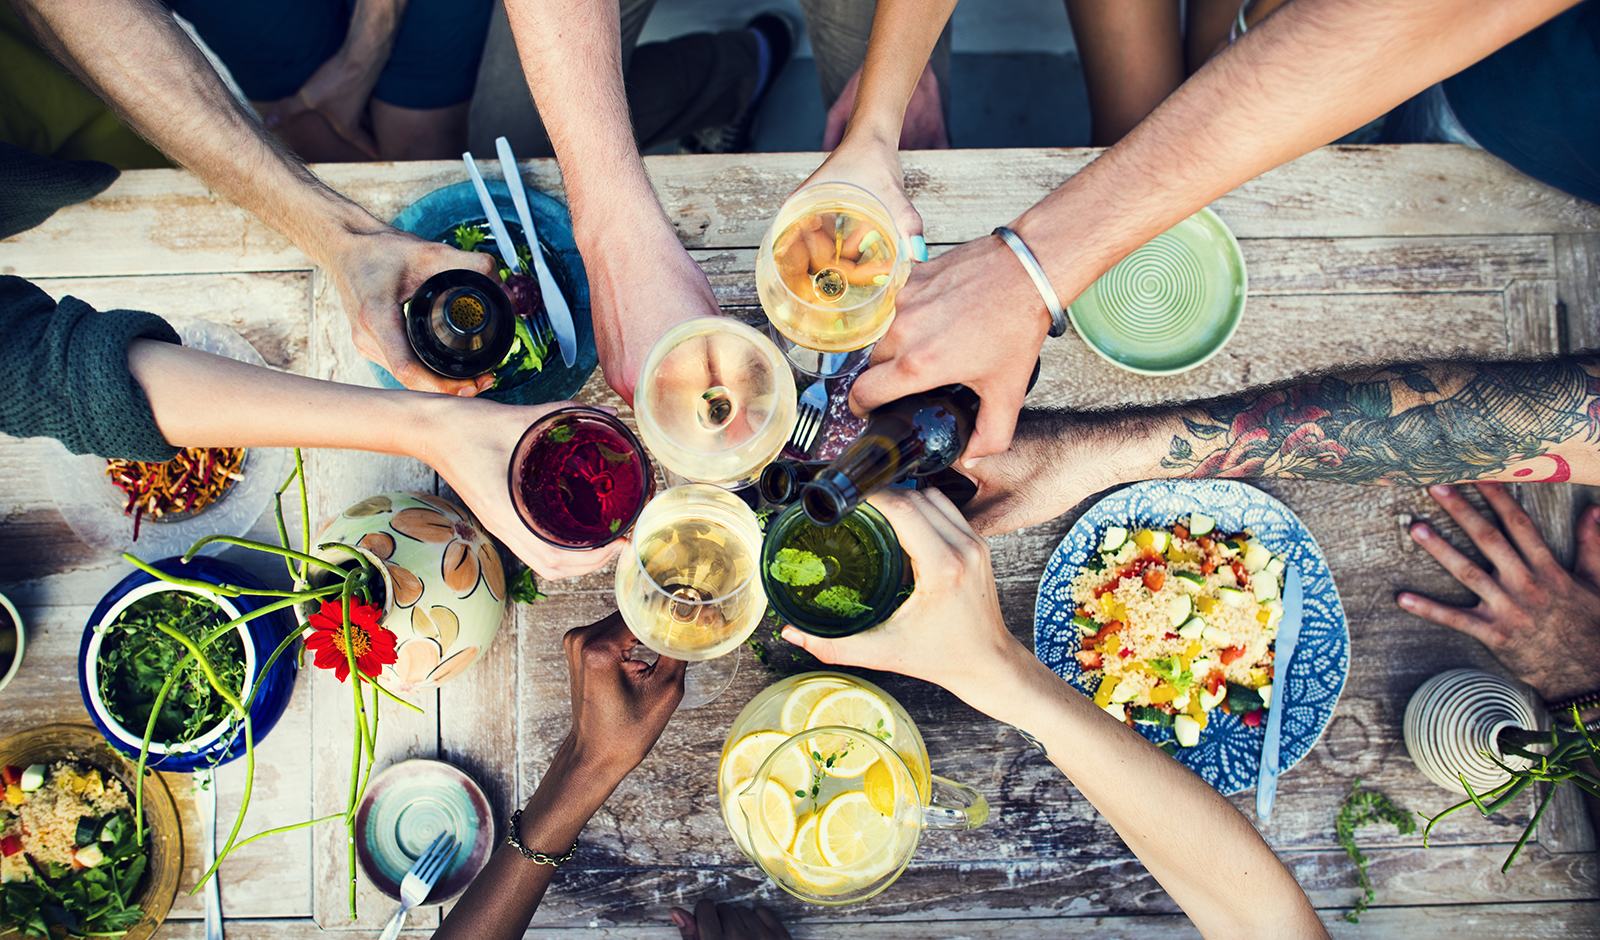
(360, 673), (423, 714)
(132, 660), (190, 846)
(182, 535), (341, 574)
(120, 554), (314, 599)
(273, 463), (301, 581)
(296, 449), (310, 578)
(1501, 785), (1556, 872)
(150, 622), (245, 715)
(223, 813), (346, 854)
(194, 716), (255, 892)
(1481, 775), (1532, 816)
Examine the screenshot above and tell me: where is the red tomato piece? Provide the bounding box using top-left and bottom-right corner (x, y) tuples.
(1, 834), (21, 856)
(1118, 648), (1135, 657)
(1076, 651), (1104, 670)
(1200, 556), (1217, 575)
(0, 766), (20, 787)
(1197, 536), (1214, 551)
(1242, 709), (1264, 728)
(1230, 560), (1249, 585)
(1172, 523), (1190, 540)
(1163, 632), (1180, 640)
(1220, 645), (1248, 666)
(1205, 671), (1226, 695)
(1142, 568), (1167, 592)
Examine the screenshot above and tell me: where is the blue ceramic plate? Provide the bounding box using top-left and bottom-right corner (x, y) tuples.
(354, 759), (493, 905)
(377, 179), (598, 404)
(1034, 480), (1349, 795)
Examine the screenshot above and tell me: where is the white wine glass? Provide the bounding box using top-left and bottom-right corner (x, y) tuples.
(755, 182), (912, 378)
(615, 483), (768, 707)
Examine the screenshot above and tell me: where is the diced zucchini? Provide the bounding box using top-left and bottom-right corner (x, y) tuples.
(1110, 679), (1141, 704)
(1258, 683), (1274, 709)
(1100, 526), (1130, 552)
(1216, 586), (1250, 606)
(1242, 540), (1273, 574)
(1167, 595), (1193, 626)
(1171, 691), (1192, 710)
(1072, 614), (1098, 636)
(74, 816), (97, 846)
(19, 765), (45, 792)
(1174, 714), (1202, 747)
(1216, 539), (1241, 558)
(1102, 703), (1127, 722)
(1252, 575), (1279, 602)
(1188, 657), (1214, 680)
(1129, 705), (1175, 727)
(1188, 513), (1216, 536)
(1201, 624), (1229, 645)
(1199, 683), (1228, 711)
(73, 844), (104, 869)
(1264, 557), (1285, 578)
(1177, 616), (1206, 640)
(1174, 570), (1207, 592)
(1147, 530), (1170, 554)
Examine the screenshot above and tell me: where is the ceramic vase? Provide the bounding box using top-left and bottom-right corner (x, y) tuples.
(308, 492), (506, 692)
(1403, 668), (1539, 796)
(78, 556), (300, 771)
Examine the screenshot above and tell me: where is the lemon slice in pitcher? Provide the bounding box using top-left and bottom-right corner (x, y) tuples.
(722, 731), (789, 795)
(805, 688), (896, 777)
(781, 677), (850, 733)
(817, 791), (893, 867)
(738, 778), (798, 858)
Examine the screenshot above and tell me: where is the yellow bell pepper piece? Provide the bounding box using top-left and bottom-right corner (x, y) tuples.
(1149, 684), (1178, 704)
(1195, 596), (1217, 615)
(3, 784), (22, 806)
(1133, 529), (1155, 549)
(1094, 677), (1115, 708)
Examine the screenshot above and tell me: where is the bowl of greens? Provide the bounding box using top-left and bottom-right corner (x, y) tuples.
(77, 556), (300, 772)
(0, 723), (182, 940)
(375, 179), (599, 404)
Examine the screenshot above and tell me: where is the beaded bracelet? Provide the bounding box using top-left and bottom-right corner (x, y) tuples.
(992, 227), (1067, 338)
(506, 809), (579, 866)
(1545, 687), (1600, 718)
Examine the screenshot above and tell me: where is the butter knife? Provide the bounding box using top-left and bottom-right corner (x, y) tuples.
(495, 136), (577, 368)
(460, 153), (523, 281)
(194, 768), (224, 940)
(1256, 564), (1303, 820)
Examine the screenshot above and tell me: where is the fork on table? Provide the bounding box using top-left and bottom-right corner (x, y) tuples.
(377, 830), (458, 940)
(788, 378), (828, 456)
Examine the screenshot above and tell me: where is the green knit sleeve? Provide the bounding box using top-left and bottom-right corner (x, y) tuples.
(0, 275), (181, 461)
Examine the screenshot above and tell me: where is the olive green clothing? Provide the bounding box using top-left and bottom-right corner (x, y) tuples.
(796, 0), (952, 117)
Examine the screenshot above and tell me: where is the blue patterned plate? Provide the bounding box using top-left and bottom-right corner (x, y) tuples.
(1034, 479), (1349, 795)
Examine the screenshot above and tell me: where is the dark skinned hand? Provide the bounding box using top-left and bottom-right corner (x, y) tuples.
(669, 899), (792, 940)
(1398, 483), (1600, 702)
(563, 612), (685, 780)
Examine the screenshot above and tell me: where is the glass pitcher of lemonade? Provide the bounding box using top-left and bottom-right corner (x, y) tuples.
(718, 672), (988, 904)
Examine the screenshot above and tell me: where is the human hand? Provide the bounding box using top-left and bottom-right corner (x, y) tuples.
(669, 899), (791, 940)
(823, 61), (949, 151)
(781, 488), (1027, 701)
(1399, 483), (1600, 701)
(799, 133), (923, 246)
(322, 225), (500, 396)
(958, 411), (1131, 534)
(563, 611), (685, 780)
(261, 51), (379, 157)
(581, 217), (719, 404)
(849, 234), (1052, 459)
(418, 397), (630, 580)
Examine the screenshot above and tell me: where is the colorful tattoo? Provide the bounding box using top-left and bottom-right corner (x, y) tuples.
(1161, 356), (1600, 486)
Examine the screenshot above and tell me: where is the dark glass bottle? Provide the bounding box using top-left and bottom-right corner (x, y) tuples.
(801, 384), (979, 526)
(405, 269), (516, 379)
(758, 459), (831, 506)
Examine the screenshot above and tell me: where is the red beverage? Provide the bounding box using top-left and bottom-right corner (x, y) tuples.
(509, 408), (654, 549)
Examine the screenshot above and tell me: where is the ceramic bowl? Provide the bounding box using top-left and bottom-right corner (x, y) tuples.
(311, 492), (507, 692)
(354, 759), (493, 905)
(0, 591), (24, 694)
(79, 556), (300, 771)
(1403, 668), (1538, 795)
(0, 723), (183, 940)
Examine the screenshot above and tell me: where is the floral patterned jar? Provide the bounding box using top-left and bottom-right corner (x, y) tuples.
(310, 492), (507, 692)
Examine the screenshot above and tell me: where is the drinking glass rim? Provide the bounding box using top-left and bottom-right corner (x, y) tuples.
(627, 483), (760, 607)
(506, 405), (652, 551)
(634, 317), (793, 460)
(763, 182), (904, 314)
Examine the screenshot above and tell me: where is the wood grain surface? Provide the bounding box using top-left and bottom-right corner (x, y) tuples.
(1, 146), (1596, 938)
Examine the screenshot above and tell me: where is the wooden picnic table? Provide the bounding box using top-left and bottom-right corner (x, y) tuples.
(2, 146), (1598, 939)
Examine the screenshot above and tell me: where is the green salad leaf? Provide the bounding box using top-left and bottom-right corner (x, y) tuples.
(768, 548), (827, 587)
(508, 568), (546, 605)
(452, 223), (487, 253)
(97, 592), (244, 745)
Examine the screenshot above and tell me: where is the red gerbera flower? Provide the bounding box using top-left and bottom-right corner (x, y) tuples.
(303, 599), (398, 683)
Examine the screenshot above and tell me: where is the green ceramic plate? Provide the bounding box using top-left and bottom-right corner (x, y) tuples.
(1067, 208), (1246, 375)
(354, 759), (492, 905)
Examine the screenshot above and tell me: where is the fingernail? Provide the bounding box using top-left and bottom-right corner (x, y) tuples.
(1411, 523), (1431, 541)
(456, 386), (476, 397)
(669, 910), (688, 929)
(910, 235), (928, 262)
(780, 626), (800, 645)
(964, 456), (984, 468)
(1430, 484), (1453, 498)
(1398, 594), (1417, 609)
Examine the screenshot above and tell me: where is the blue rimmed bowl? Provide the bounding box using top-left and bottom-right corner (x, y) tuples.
(79, 556), (300, 771)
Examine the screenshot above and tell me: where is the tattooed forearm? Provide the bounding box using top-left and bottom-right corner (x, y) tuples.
(1160, 355), (1600, 485)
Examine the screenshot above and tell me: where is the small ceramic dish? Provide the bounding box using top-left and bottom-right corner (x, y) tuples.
(1066, 207), (1247, 376)
(0, 724), (183, 940)
(0, 591), (23, 694)
(354, 759), (493, 905)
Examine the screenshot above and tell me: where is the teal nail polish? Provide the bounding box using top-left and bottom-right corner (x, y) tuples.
(910, 235), (928, 263)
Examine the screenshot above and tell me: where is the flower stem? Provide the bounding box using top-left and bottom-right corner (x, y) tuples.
(182, 535), (342, 574)
(121, 554), (320, 599)
(194, 716), (255, 893)
(273, 463), (301, 581)
(360, 673), (423, 713)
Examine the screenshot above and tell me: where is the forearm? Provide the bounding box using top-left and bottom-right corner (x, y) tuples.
(1012, 0), (1582, 304)
(1042, 353), (1600, 489)
(961, 647), (1324, 939)
(336, 0), (408, 83)
(434, 736), (623, 940)
(842, 0), (959, 145)
(502, 0), (663, 244)
(13, 0), (383, 260)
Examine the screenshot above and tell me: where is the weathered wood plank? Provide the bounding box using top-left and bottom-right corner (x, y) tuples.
(1556, 231), (1600, 349)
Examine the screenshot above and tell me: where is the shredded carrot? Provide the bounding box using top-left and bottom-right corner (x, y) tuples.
(105, 447), (245, 539)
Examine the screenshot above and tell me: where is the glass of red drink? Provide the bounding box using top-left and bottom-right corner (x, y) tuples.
(508, 407), (655, 550)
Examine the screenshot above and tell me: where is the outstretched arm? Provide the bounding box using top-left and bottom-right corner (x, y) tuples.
(784, 490), (1328, 940)
(13, 0), (497, 395)
(964, 353), (1600, 534)
(501, 0), (718, 404)
(851, 0), (1584, 459)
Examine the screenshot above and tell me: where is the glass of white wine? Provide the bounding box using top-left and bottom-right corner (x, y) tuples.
(615, 483), (768, 706)
(633, 317), (797, 489)
(755, 182), (912, 378)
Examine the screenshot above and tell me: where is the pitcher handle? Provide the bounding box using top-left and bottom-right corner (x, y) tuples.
(919, 774), (990, 830)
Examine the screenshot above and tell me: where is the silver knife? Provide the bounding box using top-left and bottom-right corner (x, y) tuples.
(460, 153), (523, 280)
(195, 768), (224, 940)
(1256, 564), (1304, 820)
(495, 136), (578, 368)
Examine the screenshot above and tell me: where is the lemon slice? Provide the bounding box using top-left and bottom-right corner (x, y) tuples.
(817, 790), (893, 868)
(738, 778), (798, 858)
(721, 731), (789, 796)
(863, 759), (899, 816)
(781, 677), (851, 733)
(723, 778), (756, 857)
(790, 811), (829, 869)
(806, 688), (896, 777)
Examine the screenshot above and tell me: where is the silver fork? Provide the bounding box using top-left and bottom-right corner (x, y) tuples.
(377, 831), (458, 940)
(788, 378), (828, 455)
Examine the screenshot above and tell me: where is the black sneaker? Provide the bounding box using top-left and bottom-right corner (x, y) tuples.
(679, 11), (798, 155)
